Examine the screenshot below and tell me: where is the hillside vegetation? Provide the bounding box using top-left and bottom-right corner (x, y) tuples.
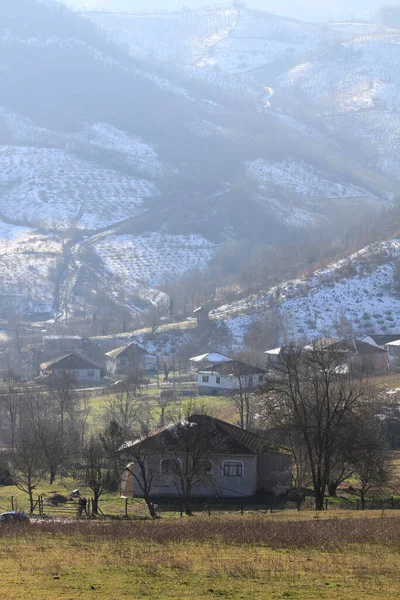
(0, 1), (400, 335)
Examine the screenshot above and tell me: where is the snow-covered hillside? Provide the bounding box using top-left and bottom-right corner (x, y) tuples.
(283, 33), (400, 114)
(0, 222), (61, 317)
(0, 146), (154, 230)
(281, 32), (400, 183)
(87, 8), (336, 74)
(210, 239), (400, 347)
(94, 233), (217, 308)
(0, 0), (399, 324)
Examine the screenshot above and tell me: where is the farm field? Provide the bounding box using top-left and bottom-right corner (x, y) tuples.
(0, 515), (399, 599)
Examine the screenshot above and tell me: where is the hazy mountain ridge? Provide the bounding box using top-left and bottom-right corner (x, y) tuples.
(0, 0), (398, 326)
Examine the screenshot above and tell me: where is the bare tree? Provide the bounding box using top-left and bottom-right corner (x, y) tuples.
(122, 439), (158, 518)
(105, 387), (143, 440)
(84, 436), (108, 515)
(261, 345), (370, 510)
(229, 361), (261, 430)
(100, 420), (125, 492)
(165, 409), (222, 515)
(350, 411), (392, 509)
(47, 369), (77, 431)
(33, 411), (70, 484)
(154, 390), (177, 428)
(7, 425), (46, 514)
(0, 372), (21, 450)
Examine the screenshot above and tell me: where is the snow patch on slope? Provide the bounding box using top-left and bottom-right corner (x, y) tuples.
(247, 158), (375, 200)
(0, 146), (156, 230)
(94, 233), (217, 308)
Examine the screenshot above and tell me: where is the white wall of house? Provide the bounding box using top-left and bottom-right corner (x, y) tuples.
(198, 372), (265, 395)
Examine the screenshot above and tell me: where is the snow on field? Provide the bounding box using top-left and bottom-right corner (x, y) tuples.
(0, 146), (156, 230)
(283, 34), (400, 114)
(94, 233), (217, 307)
(247, 158), (375, 200)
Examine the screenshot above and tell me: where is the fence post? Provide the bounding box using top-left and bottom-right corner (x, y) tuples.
(125, 497), (128, 518)
(208, 504), (211, 517)
(241, 505), (244, 516)
(10, 496), (14, 512)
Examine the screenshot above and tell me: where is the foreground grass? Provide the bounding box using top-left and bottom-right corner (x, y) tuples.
(0, 516), (400, 599)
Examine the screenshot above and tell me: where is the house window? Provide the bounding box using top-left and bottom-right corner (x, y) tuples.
(223, 461), (244, 477)
(160, 458), (181, 475)
(202, 375), (209, 383)
(216, 376), (221, 384)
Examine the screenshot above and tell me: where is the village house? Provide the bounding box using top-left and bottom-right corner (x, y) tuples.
(264, 347), (284, 368)
(40, 353), (101, 382)
(43, 335), (88, 355)
(312, 338), (389, 374)
(197, 360), (266, 396)
(105, 342), (157, 375)
(361, 334), (400, 350)
(120, 414), (292, 498)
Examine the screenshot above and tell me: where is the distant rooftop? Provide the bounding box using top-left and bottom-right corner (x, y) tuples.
(200, 360), (266, 376)
(264, 347), (282, 355)
(44, 336), (83, 340)
(189, 352), (232, 363)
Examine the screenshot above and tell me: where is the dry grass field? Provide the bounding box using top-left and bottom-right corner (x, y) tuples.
(0, 514), (399, 599)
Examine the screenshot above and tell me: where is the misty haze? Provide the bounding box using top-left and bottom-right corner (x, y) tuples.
(0, 1), (400, 596)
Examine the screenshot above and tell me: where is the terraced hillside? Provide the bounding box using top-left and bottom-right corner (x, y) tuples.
(0, 0), (399, 327)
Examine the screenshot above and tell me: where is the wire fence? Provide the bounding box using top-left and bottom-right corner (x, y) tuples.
(6, 493), (400, 521)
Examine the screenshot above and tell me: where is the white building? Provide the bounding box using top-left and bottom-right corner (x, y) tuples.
(198, 360), (266, 396)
